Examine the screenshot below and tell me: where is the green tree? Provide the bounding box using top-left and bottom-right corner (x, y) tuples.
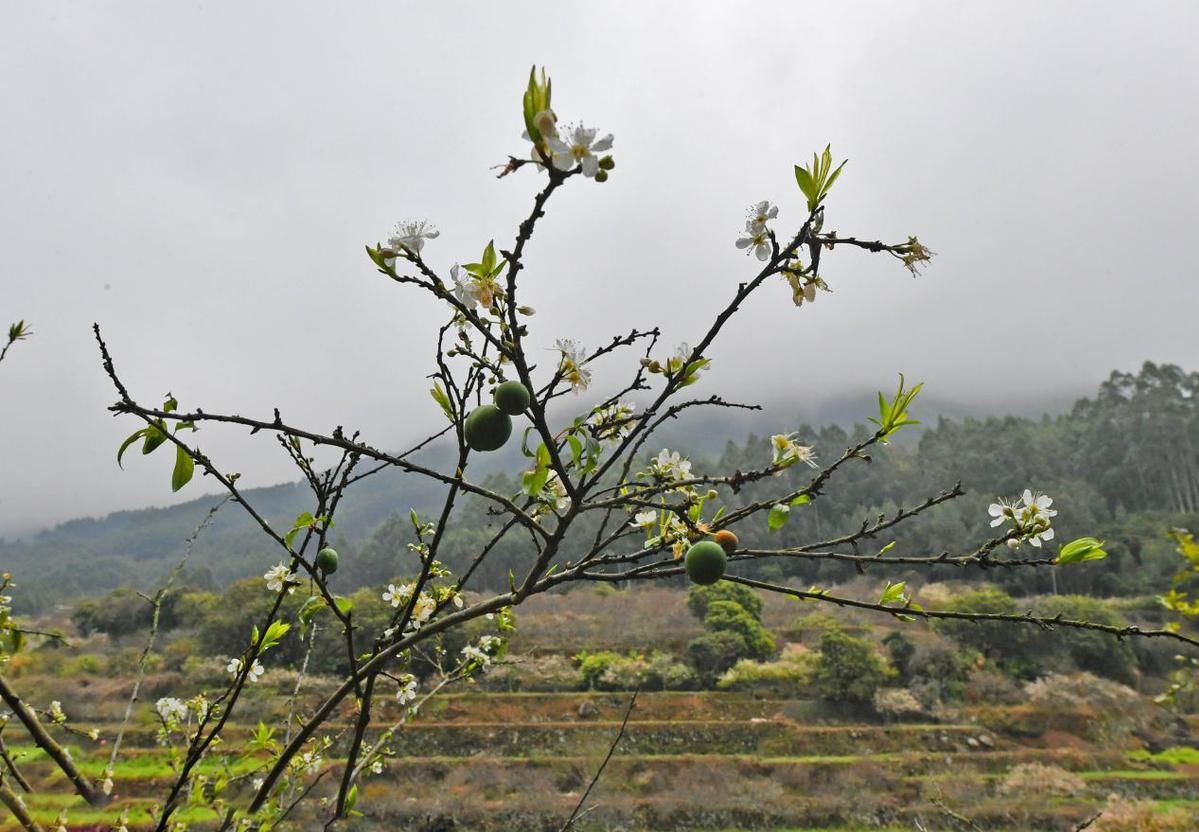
(813, 630), (894, 704)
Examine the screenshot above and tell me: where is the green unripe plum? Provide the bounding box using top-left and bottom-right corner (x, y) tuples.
(464, 405), (513, 452)
(684, 540), (727, 585)
(493, 380), (531, 415)
(316, 547), (339, 575)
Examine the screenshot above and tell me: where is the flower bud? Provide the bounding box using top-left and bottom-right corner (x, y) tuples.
(598, 155), (615, 170)
(595, 169), (609, 183)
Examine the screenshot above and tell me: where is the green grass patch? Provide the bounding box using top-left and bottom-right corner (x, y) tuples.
(1130, 746), (1199, 766)
(1078, 769), (1190, 781)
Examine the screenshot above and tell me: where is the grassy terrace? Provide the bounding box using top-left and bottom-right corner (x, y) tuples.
(4, 693), (1198, 831)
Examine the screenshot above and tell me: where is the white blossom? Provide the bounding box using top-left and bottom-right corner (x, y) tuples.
(771, 433), (818, 469)
(410, 592), (437, 626)
(652, 449), (693, 482)
(396, 675), (418, 704)
(155, 697), (188, 724)
(736, 219), (772, 261)
(555, 338), (591, 392)
(632, 510), (658, 529)
(382, 583), (413, 608)
(988, 498), (1019, 528)
(387, 220), (439, 256)
(48, 700), (65, 723)
(450, 264), (481, 312)
(263, 562), (296, 594)
(587, 401), (636, 441)
(547, 123), (614, 177)
(298, 750), (322, 774)
(747, 201), (779, 228)
(989, 490), (1057, 548)
(370, 760), (384, 775)
(226, 657), (265, 682)
(544, 470), (571, 512)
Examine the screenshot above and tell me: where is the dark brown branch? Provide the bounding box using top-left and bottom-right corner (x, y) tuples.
(0, 676), (107, 807)
(0, 778), (42, 832)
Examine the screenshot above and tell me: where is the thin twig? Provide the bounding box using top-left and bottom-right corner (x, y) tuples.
(559, 689), (639, 832)
(107, 498), (229, 777)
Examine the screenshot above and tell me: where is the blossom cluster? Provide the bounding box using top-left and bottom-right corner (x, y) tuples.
(650, 449), (693, 482)
(770, 433), (818, 470)
(735, 201), (778, 261)
(155, 696), (189, 724)
(989, 489), (1057, 548)
(555, 338), (591, 393)
(460, 634), (503, 669)
(226, 656), (266, 683)
(587, 401), (636, 441)
(263, 562), (297, 594)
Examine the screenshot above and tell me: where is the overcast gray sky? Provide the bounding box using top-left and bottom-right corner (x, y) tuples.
(2, 1), (1196, 537)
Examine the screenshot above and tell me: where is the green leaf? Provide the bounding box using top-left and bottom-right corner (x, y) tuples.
(482, 241), (497, 274)
(879, 581), (907, 606)
(333, 596), (353, 616)
(142, 422), (168, 455)
(1056, 536), (1109, 565)
(117, 428), (148, 468)
(284, 512), (315, 548)
(566, 433), (583, 467)
(877, 541), (896, 556)
(791, 494), (811, 506)
(430, 383), (454, 422)
(297, 595), (327, 634)
(794, 165), (816, 201)
(825, 159), (847, 193)
(343, 784), (358, 815)
(767, 503), (790, 532)
(171, 445), (194, 492)
(259, 620), (291, 653)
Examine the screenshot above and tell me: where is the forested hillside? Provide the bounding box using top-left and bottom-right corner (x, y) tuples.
(5, 362), (1196, 611)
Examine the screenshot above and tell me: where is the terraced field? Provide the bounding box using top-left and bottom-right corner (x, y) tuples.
(5, 692), (1198, 830)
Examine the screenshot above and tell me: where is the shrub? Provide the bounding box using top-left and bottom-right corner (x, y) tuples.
(576, 650), (622, 690)
(872, 687), (924, 720)
(716, 644), (819, 694)
(687, 582), (763, 622)
(1024, 672), (1140, 711)
(686, 631), (749, 687)
(575, 650), (694, 691)
(963, 667), (1027, 705)
(703, 601), (775, 660)
(1092, 794), (1197, 832)
(935, 585), (1042, 679)
(907, 646), (975, 704)
(479, 654), (580, 692)
(998, 763), (1086, 797)
(882, 630), (915, 680)
(813, 630), (894, 704)
(1030, 594), (1138, 683)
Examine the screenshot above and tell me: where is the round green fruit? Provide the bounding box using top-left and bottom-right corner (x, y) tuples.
(316, 547), (339, 574)
(493, 380), (531, 415)
(684, 540), (727, 585)
(464, 405), (513, 452)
